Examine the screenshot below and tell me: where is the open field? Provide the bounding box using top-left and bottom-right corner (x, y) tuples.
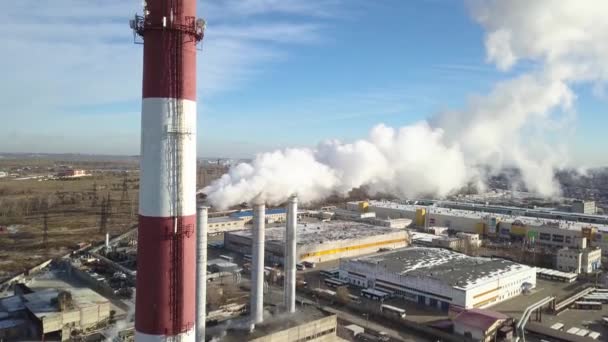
(0, 158), (139, 281)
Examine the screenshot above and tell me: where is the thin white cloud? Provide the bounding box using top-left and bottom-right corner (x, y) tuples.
(0, 0), (341, 153)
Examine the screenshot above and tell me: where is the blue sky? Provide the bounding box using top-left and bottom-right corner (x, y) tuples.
(0, 0), (605, 166)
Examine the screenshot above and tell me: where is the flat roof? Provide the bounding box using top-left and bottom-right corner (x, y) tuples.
(536, 267), (577, 279)
(0, 319), (26, 329)
(23, 288), (109, 319)
(366, 200), (608, 233)
(347, 247), (533, 290)
(409, 231), (456, 244)
(228, 220), (403, 246)
(222, 306), (330, 341)
(0, 295), (26, 313)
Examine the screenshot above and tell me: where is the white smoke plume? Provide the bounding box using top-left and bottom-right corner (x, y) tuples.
(203, 0), (608, 209)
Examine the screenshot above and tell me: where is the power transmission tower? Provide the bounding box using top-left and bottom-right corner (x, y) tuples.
(91, 182), (98, 208)
(106, 194), (112, 223)
(121, 174), (129, 204)
(42, 211), (49, 250)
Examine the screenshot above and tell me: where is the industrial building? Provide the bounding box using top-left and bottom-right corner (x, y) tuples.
(224, 220), (408, 264)
(222, 307), (341, 342)
(351, 200), (608, 256)
(409, 231), (476, 251)
(433, 199), (608, 225)
(556, 247), (602, 274)
(339, 247), (536, 310)
(452, 309), (512, 342)
(57, 169), (88, 178)
(0, 287), (110, 341)
(230, 208), (287, 224)
(207, 217), (246, 234)
(571, 200), (597, 215)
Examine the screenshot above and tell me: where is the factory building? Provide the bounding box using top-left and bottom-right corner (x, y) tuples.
(333, 208), (376, 220)
(435, 200), (608, 225)
(222, 307), (340, 342)
(455, 233), (482, 248)
(352, 200), (608, 256)
(571, 200), (597, 215)
(224, 220), (408, 264)
(339, 247), (536, 310)
(452, 309), (511, 342)
(207, 217), (246, 234)
(556, 247), (602, 274)
(230, 208), (287, 224)
(0, 287), (110, 341)
(367, 217), (412, 229)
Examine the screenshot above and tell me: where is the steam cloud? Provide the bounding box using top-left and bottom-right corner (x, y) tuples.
(204, 0), (608, 209)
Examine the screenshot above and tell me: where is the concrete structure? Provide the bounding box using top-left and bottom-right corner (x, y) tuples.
(207, 259), (239, 273)
(26, 289), (110, 338)
(431, 236), (465, 250)
(367, 217), (412, 229)
(207, 216), (246, 234)
(572, 200), (596, 215)
(223, 307), (339, 342)
(251, 203), (265, 325)
(333, 208), (376, 220)
(453, 309), (510, 342)
(425, 226), (449, 235)
(231, 208), (287, 224)
(410, 231), (473, 251)
(455, 232), (482, 248)
(284, 196), (297, 313)
(0, 288), (110, 341)
(130, 0), (205, 340)
(340, 247), (536, 310)
(196, 207), (208, 342)
(556, 247), (601, 274)
(225, 220), (408, 264)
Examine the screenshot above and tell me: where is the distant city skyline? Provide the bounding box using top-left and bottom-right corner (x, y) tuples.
(1, 0), (607, 166)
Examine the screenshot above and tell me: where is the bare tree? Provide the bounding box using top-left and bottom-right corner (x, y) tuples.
(207, 286), (225, 309)
(336, 286), (351, 305)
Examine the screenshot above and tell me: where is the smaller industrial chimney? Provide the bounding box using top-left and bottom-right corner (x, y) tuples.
(284, 195), (298, 313)
(251, 202), (266, 325)
(196, 206), (208, 342)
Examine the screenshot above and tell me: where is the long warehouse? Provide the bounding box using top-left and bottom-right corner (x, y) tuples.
(350, 200), (608, 255)
(339, 247), (536, 310)
(224, 220), (408, 264)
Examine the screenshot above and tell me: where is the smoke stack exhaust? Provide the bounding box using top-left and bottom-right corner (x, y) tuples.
(284, 195), (297, 313)
(196, 206), (208, 342)
(131, 0), (204, 341)
(251, 203), (265, 325)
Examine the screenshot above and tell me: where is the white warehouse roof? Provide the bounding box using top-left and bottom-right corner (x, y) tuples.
(347, 247), (534, 290)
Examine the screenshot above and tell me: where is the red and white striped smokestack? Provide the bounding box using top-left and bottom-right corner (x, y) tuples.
(131, 1), (204, 341)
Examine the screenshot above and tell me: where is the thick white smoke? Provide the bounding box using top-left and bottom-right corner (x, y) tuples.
(205, 123), (468, 208)
(204, 0), (608, 209)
